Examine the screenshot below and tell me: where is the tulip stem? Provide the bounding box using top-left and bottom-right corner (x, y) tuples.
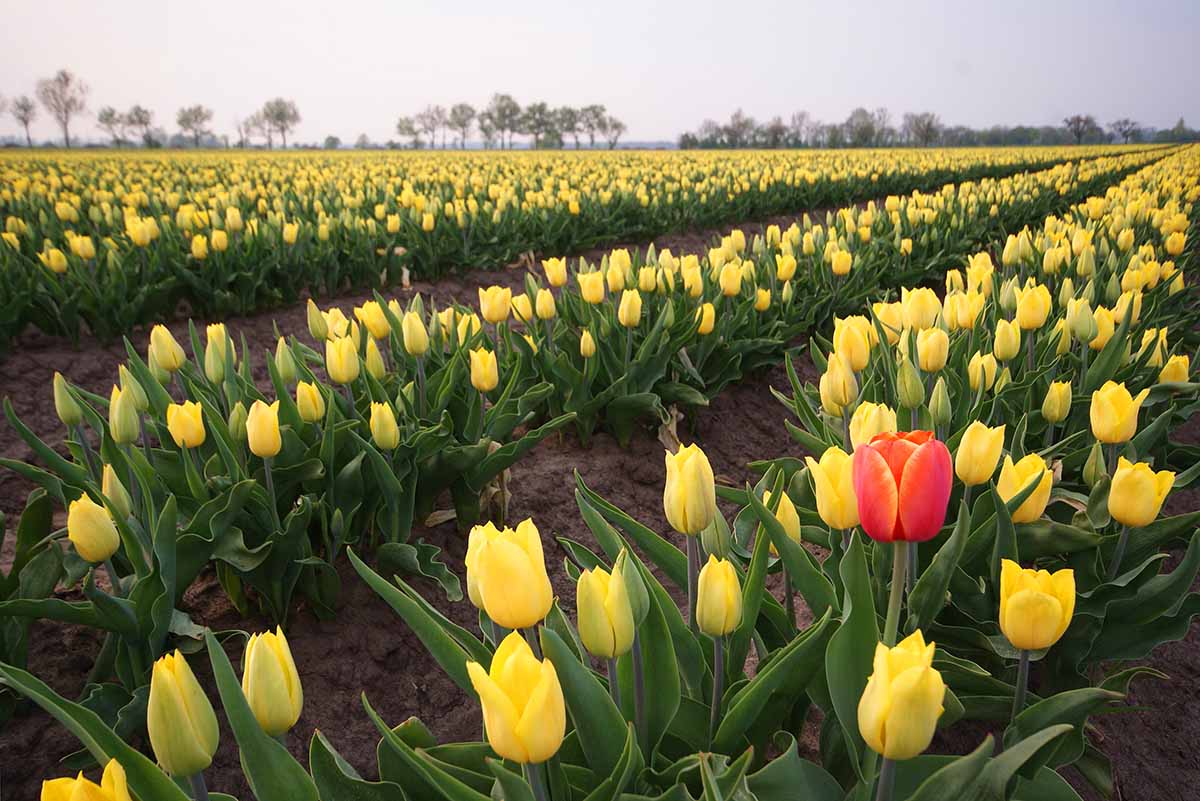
(1079, 342), (1090, 393)
(624, 327), (633, 374)
(708, 636), (724, 747)
(1107, 525), (1130, 582)
(874, 757), (895, 801)
(344, 383), (356, 419)
(1011, 648), (1030, 724)
(686, 536), (700, 633)
(188, 772), (210, 801)
(416, 357), (427, 419)
(632, 631), (648, 753)
(906, 541), (919, 594)
(524, 762), (550, 801)
(782, 565), (796, 630)
(263, 457), (282, 533)
(524, 626), (542, 659)
(140, 416), (154, 468)
(841, 408), (852, 453)
(883, 542), (908, 647)
(1025, 332), (1035, 374)
(104, 559), (124, 597)
(73, 424), (100, 482)
(606, 657), (622, 709)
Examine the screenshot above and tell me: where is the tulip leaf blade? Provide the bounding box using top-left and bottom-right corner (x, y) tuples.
(745, 731), (843, 801)
(745, 482), (838, 620)
(486, 759), (535, 801)
(310, 728), (403, 801)
(907, 500), (970, 633)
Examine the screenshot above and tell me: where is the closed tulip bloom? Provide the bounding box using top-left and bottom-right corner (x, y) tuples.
(401, 311), (429, 356)
(1042, 381), (1072, 424)
(999, 561), (1074, 651)
(857, 630), (945, 761)
(945, 269), (964, 294)
(849, 402), (897, 449)
(682, 261), (704, 297)
(833, 317), (872, 372)
(1137, 328), (1167, 368)
(637, 265), (657, 292)
(852, 431), (952, 543)
(542, 257), (567, 287)
(325, 337), (360, 385)
(580, 329), (596, 358)
(190, 234), (208, 261)
(147, 650), (219, 777)
(719, 262), (742, 296)
(901, 287), (941, 330)
(275, 337), (298, 385)
(478, 286), (512, 324)
(696, 555), (743, 637)
(246, 400), (282, 458)
(663, 443), (717, 536)
(605, 263), (626, 293)
(776, 253), (797, 281)
(578, 271), (605, 304)
(241, 627), (303, 737)
(954, 422), (1006, 487)
(997, 454), (1053, 523)
(511, 293), (533, 323)
(108, 386), (140, 445)
(166, 401), (206, 449)
(535, 288), (556, 320)
(804, 446), (859, 530)
(873, 301), (904, 345)
(576, 565), (635, 659)
(150, 325), (186, 372)
(41, 247), (68, 273)
(1114, 290), (1142, 326)
(618, 289), (642, 328)
(993, 319), (1021, 362)
(1014, 284), (1052, 329)
(41, 759), (132, 801)
(362, 337), (384, 380)
(421, 213), (435, 232)
(53, 372), (83, 427)
(1165, 231), (1185, 256)
(916, 328), (949, 373)
(696, 303), (716, 335)
(470, 348), (499, 393)
(306, 299), (329, 341)
(356, 301), (391, 340)
(1159, 354), (1190, 384)
(1109, 457), (1174, 528)
(762, 489), (803, 547)
(283, 221), (300, 244)
(370, 402), (400, 450)
(968, 351), (998, 391)
(296, 382), (326, 423)
(67, 494), (120, 563)
(101, 464), (133, 522)
(1090, 381), (1149, 444)
(467, 631), (565, 764)
(831, 250), (852, 275)
(819, 354), (858, 415)
(754, 288), (771, 312)
(468, 519), (553, 629)
(1089, 307), (1115, 351)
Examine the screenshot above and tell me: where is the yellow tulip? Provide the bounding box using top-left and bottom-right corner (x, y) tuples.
(470, 348), (499, 393)
(53, 372), (83, 427)
(1089, 306), (1115, 351)
(1108, 457), (1174, 528)
(819, 353), (858, 415)
(993, 319), (1021, 362)
(696, 303), (716, 335)
(1014, 284), (1052, 329)
(754, 287), (771, 312)
(147, 650), (220, 777)
(67, 494), (120, 563)
(108, 386), (140, 445)
(833, 317), (872, 372)
(663, 443), (716, 536)
(511, 293), (533, 323)
(580, 329), (596, 358)
(682, 261), (704, 297)
(831, 249), (852, 276)
(465, 519), (553, 629)
(606, 263), (626, 293)
(849, 402), (897, 450)
(804, 446), (859, 530)
(1159, 354), (1189, 384)
(370, 402), (400, 450)
(166, 401), (206, 449)
(578, 271), (605, 304)
(857, 630), (945, 761)
(283, 222), (300, 244)
(466, 631), (565, 764)
(542, 257), (567, 287)
(618, 289), (642, 328)
(1165, 231), (1185, 256)
(241, 627), (303, 737)
(901, 287), (941, 330)
(101, 464), (132, 522)
(1137, 328), (1167, 368)
(1041, 381), (1072, 424)
(718, 262), (742, 296)
(306, 299), (329, 340)
(1113, 289), (1141, 325)
(999, 560), (1074, 650)
(638, 265), (657, 292)
(761, 488), (802, 551)
(1090, 381), (1149, 444)
(421, 212), (435, 232)
(916, 328), (949, 372)
(996, 454), (1053, 523)
(967, 351), (998, 393)
(150, 325), (186, 372)
(478, 286), (512, 324)
(190, 234), (208, 261)
(325, 337), (360, 385)
(40, 759), (132, 801)
(246, 400), (282, 458)
(872, 301), (903, 344)
(696, 555), (743, 637)
(535, 289), (556, 320)
(402, 311), (429, 356)
(296, 382), (326, 423)
(954, 421), (1006, 487)
(775, 253), (797, 281)
(356, 301), (391, 340)
(576, 564), (635, 659)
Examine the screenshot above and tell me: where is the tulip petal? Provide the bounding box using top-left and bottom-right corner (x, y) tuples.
(897, 441), (953, 541)
(853, 446), (899, 542)
(881, 665), (945, 760)
(514, 660), (567, 764)
(467, 661), (528, 763)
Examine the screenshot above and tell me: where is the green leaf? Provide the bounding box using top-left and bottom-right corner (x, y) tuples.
(745, 732), (843, 801)
(540, 627), (627, 778)
(310, 729), (403, 800)
(907, 501), (969, 632)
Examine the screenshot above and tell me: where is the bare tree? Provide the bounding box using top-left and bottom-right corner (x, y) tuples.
(415, 106), (441, 147)
(580, 104), (607, 148)
(261, 98), (301, 147)
(600, 115), (626, 149)
(1063, 114), (1099, 145)
(126, 105), (154, 145)
(354, 133), (371, 149)
(11, 96), (38, 147)
(521, 102), (556, 148)
(788, 111), (811, 146)
(724, 109), (757, 147)
(245, 111), (270, 147)
(448, 103), (476, 148)
(396, 116), (421, 149)
(485, 94), (522, 149)
(901, 112), (942, 146)
(1108, 118), (1139, 143)
(97, 107), (129, 146)
(477, 111), (498, 149)
(871, 107), (895, 145)
(36, 70), (89, 147)
(843, 107), (877, 147)
(556, 106), (581, 148)
(177, 105), (214, 146)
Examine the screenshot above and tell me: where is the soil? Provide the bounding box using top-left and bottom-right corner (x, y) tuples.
(0, 214), (1197, 800)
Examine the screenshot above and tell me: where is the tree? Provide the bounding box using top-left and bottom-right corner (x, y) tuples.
(901, 112), (942, 146)
(872, 108), (895, 145)
(323, 135), (341, 149)
(415, 106), (442, 147)
(246, 111), (270, 147)
(722, 109), (756, 147)
(36, 70), (88, 147)
(520, 102), (556, 148)
(11, 96), (37, 147)
(556, 106), (581, 148)
(449, 103), (476, 148)
(1108, 118), (1139, 143)
(177, 105), (214, 147)
(126, 105), (154, 145)
(97, 107), (129, 145)
(1063, 114), (1099, 145)
(485, 94), (522, 149)
(477, 111), (499, 149)
(843, 107), (877, 147)
(354, 133), (371, 149)
(788, 111), (812, 147)
(261, 98), (301, 147)
(396, 116), (421, 149)
(758, 116), (788, 148)
(580, 104), (607, 147)
(601, 115), (626, 149)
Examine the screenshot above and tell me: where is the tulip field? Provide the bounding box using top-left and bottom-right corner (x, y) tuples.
(0, 142), (1196, 801)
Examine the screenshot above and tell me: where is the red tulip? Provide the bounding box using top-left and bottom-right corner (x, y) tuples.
(852, 431), (952, 543)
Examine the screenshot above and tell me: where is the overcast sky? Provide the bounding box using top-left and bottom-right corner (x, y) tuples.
(2, 0), (1197, 145)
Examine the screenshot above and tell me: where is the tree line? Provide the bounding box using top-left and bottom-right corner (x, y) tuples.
(391, 95), (626, 150)
(678, 108), (1199, 149)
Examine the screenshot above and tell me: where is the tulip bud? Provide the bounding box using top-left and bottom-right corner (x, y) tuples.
(275, 337), (298, 385)
(993, 319), (1021, 362)
(663, 443), (716, 536)
(579, 330), (596, 358)
(150, 325), (186, 372)
(928, 377), (951, 429)
(954, 422), (1006, 486)
(1083, 442), (1108, 489)
(997, 454), (1053, 523)
(467, 631), (565, 764)
(1057, 277), (1075, 309)
(819, 354), (858, 415)
(617, 289), (642, 328)
(227, 401), (248, 442)
(307, 299), (329, 341)
(101, 464), (133, 522)
(370, 402), (400, 450)
(246, 400), (282, 458)
(401, 311), (429, 357)
(147, 650), (220, 777)
(696, 303), (716, 335)
(858, 631), (945, 761)
(67, 493), (120, 563)
(1109, 457), (1174, 528)
(166, 401), (206, 449)
(998, 278), (1017, 313)
(535, 289), (556, 320)
(999, 561), (1074, 651)
(1041, 381), (1072, 424)
(240, 627), (303, 737)
(696, 555), (742, 637)
(896, 356), (924, 410)
(804, 447), (859, 530)
(916, 328), (948, 373)
(53, 372), (83, 427)
(118, 365), (148, 414)
(295, 382), (325, 423)
(325, 337), (359, 385)
(576, 565), (636, 659)
(108, 386), (140, 445)
(470, 348), (499, 393)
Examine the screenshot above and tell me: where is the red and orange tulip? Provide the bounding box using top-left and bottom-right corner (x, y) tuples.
(852, 431), (952, 543)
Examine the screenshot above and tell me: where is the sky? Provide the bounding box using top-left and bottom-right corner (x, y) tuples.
(1, 0), (1197, 145)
